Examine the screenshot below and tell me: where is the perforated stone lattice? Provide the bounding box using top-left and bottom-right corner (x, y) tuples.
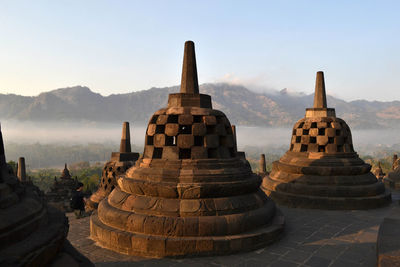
(99, 162), (126, 194)
(144, 113), (236, 159)
(289, 117), (354, 153)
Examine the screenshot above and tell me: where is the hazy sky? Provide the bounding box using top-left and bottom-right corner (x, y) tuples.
(0, 1), (399, 101)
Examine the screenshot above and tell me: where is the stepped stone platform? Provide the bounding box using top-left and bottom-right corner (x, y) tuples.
(68, 191), (400, 266)
(262, 71), (391, 210)
(90, 41), (284, 257)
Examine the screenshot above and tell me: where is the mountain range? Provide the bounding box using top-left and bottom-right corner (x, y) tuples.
(1, 83), (399, 129)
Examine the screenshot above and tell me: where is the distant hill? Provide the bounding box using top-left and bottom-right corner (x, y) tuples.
(1, 83), (400, 129)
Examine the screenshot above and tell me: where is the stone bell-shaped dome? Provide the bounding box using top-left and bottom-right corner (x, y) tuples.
(90, 41), (284, 257)
(262, 72), (391, 209)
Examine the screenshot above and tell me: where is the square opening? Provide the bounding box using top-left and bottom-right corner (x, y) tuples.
(153, 148), (163, 159)
(311, 122), (317, 128)
(328, 137), (334, 144)
(155, 125), (165, 134)
(194, 136), (203, 146)
(216, 116), (224, 124)
(300, 144), (308, 152)
(206, 125), (216, 134)
(336, 129), (341, 136)
(318, 145), (325, 152)
(310, 136), (316, 143)
(337, 145), (343, 152)
(167, 115), (179, 123)
(165, 136), (177, 146)
(193, 115), (203, 123)
(296, 136), (301, 143)
(208, 148), (218, 158)
(290, 144), (294, 150)
(147, 136), (154, 145)
(303, 129), (309, 135)
(292, 129), (296, 135)
(179, 148), (191, 159)
(179, 125), (191, 134)
(298, 122), (304, 128)
(318, 128), (325, 135)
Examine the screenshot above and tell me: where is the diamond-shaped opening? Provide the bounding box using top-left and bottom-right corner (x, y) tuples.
(318, 145), (325, 152)
(147, 136), (154, 145)
(111, 185), (115, 190)
(155, 125), (165, 134)
(194, 136), (203, 146)
(167, 115), (179, 123)
(107, 178), (111, 183)
(310, 136), (316, 143)
(193, 115), (202, 123)
(150, 115), (159, 124)
(318, 128), (325, 135)
(153, 148), (163, 159)
(179, 125), (191, 134)
(300, 144), (308, 152)
(328, 137), (334, 144)
(208, 148), (218, 158)
(179, 148), (191, 159)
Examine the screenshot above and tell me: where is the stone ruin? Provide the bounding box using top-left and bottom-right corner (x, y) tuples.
(90, 41), (284, 257)
(46, 163), (78, 212)
(0, 123), (92, 266)
(262, 71), (391, 209)
(86, 122), (139, 211)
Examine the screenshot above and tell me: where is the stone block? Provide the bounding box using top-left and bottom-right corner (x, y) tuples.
(154, 134), (165, 147)
(220, 135), (234, 147)
(331, 122), (342, 129)
(178, 135), (194, 148)
(334, 136), (344, 145)
(308, 143), (319, 152)
(204, 116), (217, 125)
(165, 123), (179, 136)
(192, 123), (207, 136)
(325, 144), (337, 153)
(301, 135), (310, 144)
(310, 128), (319, 136)
(317, 136), (329, 146)
(205, 135), (219, 148)
(147, 124), (156, 136)
(317, 122), (328, 128)
(191, 147), (208, 159)
(143, 146), (154, 158)
(326, 128), (336, 137)
(296, 128), (303, 136)
(215, 124), (227, 135)
(156, 115), (168, 125)
(292, 143), (301, 152)
(163, 146), (179, 160)
(178, 114), (193, 124)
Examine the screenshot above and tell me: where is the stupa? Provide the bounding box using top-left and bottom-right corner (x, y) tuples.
(46, 163), (78, 212)
(90, 41), (284, 257)
(0, 124), (92, 266)
(372, 162), (385, 181)
(262, 71), (391, 209)
(86, 122), (139, 211)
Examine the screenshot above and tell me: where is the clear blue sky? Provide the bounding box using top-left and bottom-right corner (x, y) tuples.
(0, 0), (399, 101)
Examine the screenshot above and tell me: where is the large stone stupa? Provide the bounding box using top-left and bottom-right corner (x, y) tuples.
(262, 72), (391, 209)
(90, 41), (284, 257)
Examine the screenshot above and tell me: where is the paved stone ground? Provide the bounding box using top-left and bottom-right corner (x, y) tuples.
(67, 191), (400, 267)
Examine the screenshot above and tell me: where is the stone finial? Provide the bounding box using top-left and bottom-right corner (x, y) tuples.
(180, 41), (199, 94)
(119, 122), (131, 153)
(17, 157), (26, 182)
(231, 125), (237, 149)
(260, 154), (267, 174)
(313, 71), (327, 108)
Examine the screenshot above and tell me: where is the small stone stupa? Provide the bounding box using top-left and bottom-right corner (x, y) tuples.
(86, 122), (139, 211)
(384, 155), (400, 189)
(0, 124), (92, 265)
(46, 163), (78, 212)
(90, 41), (284, 257)
(262, 71), (391, 209)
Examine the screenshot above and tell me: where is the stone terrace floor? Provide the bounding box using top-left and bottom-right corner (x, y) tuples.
(67, 191), (400, 267)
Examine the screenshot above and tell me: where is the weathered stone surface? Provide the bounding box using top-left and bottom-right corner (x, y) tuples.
(91, 41), (284, 257)
(262, 72), (391, 210)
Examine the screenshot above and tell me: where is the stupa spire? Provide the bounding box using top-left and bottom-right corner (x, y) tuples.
(17, 157), (26, 182)
(260, 154), (267, 174)
(313, 71), (327, 108)
(180, 41), (199, 94)
(119, 122), (131, 153)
